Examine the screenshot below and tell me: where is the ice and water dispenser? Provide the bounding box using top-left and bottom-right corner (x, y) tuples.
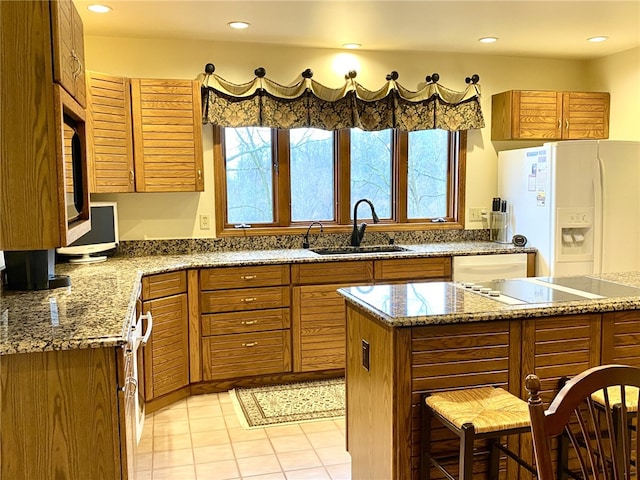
(556, 208), (594, 261)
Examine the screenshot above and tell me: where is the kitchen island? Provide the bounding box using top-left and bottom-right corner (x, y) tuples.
(339, 274), (640, 480)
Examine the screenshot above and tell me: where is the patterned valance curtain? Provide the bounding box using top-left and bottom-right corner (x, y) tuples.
(197, 65), (484, 132)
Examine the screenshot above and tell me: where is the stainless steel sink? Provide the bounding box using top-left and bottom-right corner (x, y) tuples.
(310, 245), (410, 255)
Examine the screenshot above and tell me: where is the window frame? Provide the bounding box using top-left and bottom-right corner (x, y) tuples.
(213, 126), (466, 236)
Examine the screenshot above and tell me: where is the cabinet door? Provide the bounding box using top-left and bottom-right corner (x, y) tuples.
(292, 283), (366, 372)
(131, 79), (204, 192)
(87, 71), (135, 193)
(143, 293), (189, 400)
(561, 92), (610, 139)
(512, 90), (563, 140)
(50, 0), (86, 107)
(602, 311), (640, 367)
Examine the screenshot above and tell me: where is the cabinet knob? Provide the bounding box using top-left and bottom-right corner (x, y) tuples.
(242, 342), (258, 347)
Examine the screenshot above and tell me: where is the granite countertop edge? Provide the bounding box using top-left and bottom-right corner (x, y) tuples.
(0, 241), (534, 355)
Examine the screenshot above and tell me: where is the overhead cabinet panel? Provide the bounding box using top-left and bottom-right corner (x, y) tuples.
(131, 79), (204, 192)
(491, 90), (609, 141)
(86, 72), (134, 192)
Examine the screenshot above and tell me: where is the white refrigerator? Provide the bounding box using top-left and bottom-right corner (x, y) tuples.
(498, 140), (640, 276)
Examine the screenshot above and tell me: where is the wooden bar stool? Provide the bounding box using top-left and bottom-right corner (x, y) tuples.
(421, 386), (536, 480)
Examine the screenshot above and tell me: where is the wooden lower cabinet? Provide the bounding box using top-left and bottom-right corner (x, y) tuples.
(142, 271), (190, 404)
(0, 347), (131, 480)
(602, 310), (640, 366)
(293, 283), (365, 372)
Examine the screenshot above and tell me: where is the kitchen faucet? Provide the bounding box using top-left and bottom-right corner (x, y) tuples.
(351, 199), (380, 247)
(302, 221), (324, 248)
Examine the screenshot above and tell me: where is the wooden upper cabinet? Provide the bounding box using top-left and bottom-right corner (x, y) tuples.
(50, 0), (86, 108)
(491, 90), (609, 141)
(131, 79), (204, 192)
(86, 72), (135, 193)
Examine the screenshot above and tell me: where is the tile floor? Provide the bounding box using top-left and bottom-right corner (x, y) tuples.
(137, 391), (352, 480)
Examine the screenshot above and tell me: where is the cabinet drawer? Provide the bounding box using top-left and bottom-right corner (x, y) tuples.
(201, 286), (290, 313)
(291, 261), (373, 285)
(202, 309), (290, 336)
(374, 257), (452, 281)
(200, 264), (290, 290)
(142, 271), (187, 300)
(202, 331), (291, 380)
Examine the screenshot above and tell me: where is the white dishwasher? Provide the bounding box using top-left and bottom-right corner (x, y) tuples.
(452, 253), (529, 282)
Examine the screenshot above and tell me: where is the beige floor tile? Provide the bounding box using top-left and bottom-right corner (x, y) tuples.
(264, 423), (305, 438)
(194, 443), (235, 464)
(276, 450), (322, 471)
(195, 458), (240, 479)
(154, 420), (191, 437)
(190, 404), (224, 419)
(325, 463), (351, 480)
(137, 452), (153, 471)
(153, 433), (193, 452)
(136, 470), (152, 480)
(304, 431), (345, 450)
(153, 407), (190, 424)
(224, 414), (242, 429)
(190, 415), (228, 433)
(221, 402), (238, 416)
(152, 464), (196, 480)
(282, 466), (331, 480)
(299, 421), (341, 434)
(191, 428), (231, 447)
(232, 438), (275, 459)
(137, 434), (153, 454)
(240, 474), (285, 480)
(187, 392), (221, 407)
(268, 434), (313, 454)
(227, 427), (268, 443)
(236, 453), (282, 477)
(313, 446), (351, 466)
(153, 448), (194, 469)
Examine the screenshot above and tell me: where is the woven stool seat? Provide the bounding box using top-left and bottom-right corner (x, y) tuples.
(422, 386), (535, 480)
(426, 386), (531, 434)
(591, 386), (639, 412)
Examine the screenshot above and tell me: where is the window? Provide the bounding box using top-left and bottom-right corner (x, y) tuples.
(214, 126), (465, 235)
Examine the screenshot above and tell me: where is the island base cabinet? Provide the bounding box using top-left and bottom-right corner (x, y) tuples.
(0, 348), (125, 480)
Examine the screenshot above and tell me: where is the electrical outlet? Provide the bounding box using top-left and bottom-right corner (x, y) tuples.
(199, 214), (211, 230)
(469, 207), (486, 222)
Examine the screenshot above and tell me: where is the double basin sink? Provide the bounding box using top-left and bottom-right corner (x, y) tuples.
(310, 245), (410, 255)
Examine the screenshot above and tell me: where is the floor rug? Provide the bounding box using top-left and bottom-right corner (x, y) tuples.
(229, 378), (345, 429)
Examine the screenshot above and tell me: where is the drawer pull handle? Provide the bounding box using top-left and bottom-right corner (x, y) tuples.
(242, 342), (258, 347)
(241, 275), (257, 280)
(241, 297), (257, 303)
(241, 320), (258, 325)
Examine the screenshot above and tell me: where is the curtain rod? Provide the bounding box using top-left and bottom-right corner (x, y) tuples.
(202, 63), (480, 85)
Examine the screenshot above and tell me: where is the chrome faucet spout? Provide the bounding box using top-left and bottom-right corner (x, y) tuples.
(351, 199), (379, 247)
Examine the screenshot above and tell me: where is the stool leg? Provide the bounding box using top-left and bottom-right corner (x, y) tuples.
(460, 423), (475, 480)
(488, 437), (500, 480)
(557, 432), (569, 480)
(421, 398), (432, 480)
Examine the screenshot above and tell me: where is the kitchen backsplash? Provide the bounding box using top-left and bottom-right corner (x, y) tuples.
(114, 229), (490, 257)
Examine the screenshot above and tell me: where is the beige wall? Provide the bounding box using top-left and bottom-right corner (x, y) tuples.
(587, 47), (640, 141)
(84, 36), (636, 240)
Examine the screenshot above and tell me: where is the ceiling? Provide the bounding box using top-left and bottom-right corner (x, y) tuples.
(75, 0), (640, 60)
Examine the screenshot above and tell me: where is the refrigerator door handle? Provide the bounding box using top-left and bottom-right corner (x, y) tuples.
(592, 154), (605, 274)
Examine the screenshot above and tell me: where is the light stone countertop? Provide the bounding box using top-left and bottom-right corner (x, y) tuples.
(0, 241), (534, 355)
(338, 271), (640, 328)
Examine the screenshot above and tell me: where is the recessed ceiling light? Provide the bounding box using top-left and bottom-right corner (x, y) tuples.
(228, 21), (250, 30)
(588, 36), (608, 43)
(343, 43), (362, 50)
(87, 4), (112, 13)
(479, 37), (498, 44)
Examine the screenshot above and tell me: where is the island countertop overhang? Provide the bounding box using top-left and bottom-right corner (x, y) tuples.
(338, 272), (640, 327)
